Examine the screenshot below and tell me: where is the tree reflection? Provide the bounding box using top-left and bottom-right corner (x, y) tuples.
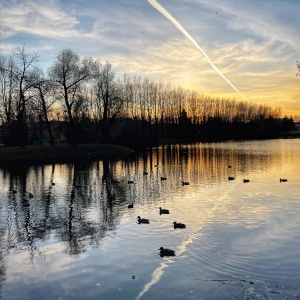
(0, 142), (290, 282)
(0, 231), (7, 284)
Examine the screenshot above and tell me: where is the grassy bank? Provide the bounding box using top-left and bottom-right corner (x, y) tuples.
(0, 144), (134, 166)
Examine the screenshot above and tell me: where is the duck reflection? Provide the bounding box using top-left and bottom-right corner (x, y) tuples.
(0, 141), (295, 287)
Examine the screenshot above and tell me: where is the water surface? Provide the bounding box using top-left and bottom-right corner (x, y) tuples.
(0, 139), (300, 299)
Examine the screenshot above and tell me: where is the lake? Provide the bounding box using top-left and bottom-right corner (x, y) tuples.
(0, 139), (300, 300)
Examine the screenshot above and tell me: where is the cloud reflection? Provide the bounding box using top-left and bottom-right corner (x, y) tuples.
(136, 260), (169, 300)
(135, 176), (236, 299)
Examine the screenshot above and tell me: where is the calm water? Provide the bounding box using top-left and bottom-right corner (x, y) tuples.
(0, 139), (300, 300)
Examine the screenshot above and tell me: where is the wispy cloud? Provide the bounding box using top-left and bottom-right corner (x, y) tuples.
(0, 0), (299, 115)
(191, 0), (300, 51)
(0, 0), (99, 40)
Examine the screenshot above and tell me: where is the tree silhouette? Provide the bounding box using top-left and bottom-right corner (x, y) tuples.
(48, 49), (94, 146)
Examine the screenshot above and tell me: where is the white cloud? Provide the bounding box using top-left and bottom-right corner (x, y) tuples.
(0, 0), (299, 115)
(189, 0), (300, 52)
(0, 1), (95, 40)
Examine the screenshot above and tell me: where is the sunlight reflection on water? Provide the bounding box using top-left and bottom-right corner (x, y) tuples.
(0, 139), (300, 299)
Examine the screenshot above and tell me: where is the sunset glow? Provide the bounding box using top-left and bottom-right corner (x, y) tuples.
(0, 0), (299, 116)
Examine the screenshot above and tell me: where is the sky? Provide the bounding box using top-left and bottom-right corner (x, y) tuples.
(0, 0), (299, 117)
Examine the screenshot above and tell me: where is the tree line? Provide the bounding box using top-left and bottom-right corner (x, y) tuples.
(0, 46), (297, 149)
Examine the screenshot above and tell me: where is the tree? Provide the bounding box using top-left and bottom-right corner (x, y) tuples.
(11, 45), (39, 147)
(282, 115), (296, 132)
(48, 49), (94, 146)
(31, 67), (56, 145)
(0, 54), (15, 126)
(93, 61), (125, 143)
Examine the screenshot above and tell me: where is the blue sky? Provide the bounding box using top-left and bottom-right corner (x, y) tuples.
(1, 0), (299, 116)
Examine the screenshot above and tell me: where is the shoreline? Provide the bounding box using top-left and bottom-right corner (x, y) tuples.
(0, 144), (134, 167)
(1, 137), (298, 167)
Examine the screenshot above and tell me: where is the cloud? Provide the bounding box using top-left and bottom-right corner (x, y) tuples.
(108, 31), (299, 113)
(110, 35), (281, 85)
(191, 0), (300, 52)
(0, 0), (299, 115)
(0, 0), (93, 40)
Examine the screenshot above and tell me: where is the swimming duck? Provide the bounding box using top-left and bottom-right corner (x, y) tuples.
(128, 202), (133, 209)
(243, 179), (250, 183)
(161, 177), (167, 181)
(143, 171), (148, 175)
(159, 247), (175, 257)
(173, 222), (186, 229)
(128, 180), (134, 184)
(159, 207), (170, 214)
(137, 216), (150, 224)
(228, 176), (235, 181)
(280, 178), (287, 182)
(182, 181), (189, 185)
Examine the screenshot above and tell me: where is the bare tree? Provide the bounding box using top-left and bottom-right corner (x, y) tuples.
(30, 67), (56, 145)
(93, 61), (125, 143)
(12, 45), (39, 147)
(0, 54), (15, 125)
(48, 49), (93, 145)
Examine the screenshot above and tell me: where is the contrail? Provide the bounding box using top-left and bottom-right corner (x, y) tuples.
(148, 0), (247, 101)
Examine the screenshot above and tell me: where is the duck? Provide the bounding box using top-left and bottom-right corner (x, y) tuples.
(159, 207), (170, 214)
(137, 216), (150, 224)
(159, 247), (175, 257)
(182, 181), (189, 185)
(28, 192), (34, 198)
(128, 180), (134, 184)
(228, 176), (235, 181)
(128, 202), (133, 209)
(143, 171), (148, 175)
(280, 178), (287, 182)
(51, 182), (55, 186)
(173, 222), (186, 229)
(161, 177), (167, 181)
(243, 179), (250, 183)
(228, 165), (232, 168)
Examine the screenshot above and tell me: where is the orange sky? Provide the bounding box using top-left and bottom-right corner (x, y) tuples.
(1, 0), (299, 118)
